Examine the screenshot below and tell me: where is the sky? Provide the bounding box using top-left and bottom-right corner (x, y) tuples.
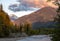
(0, 0), (39, 17)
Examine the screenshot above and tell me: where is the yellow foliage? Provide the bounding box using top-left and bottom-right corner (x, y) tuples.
(0, 10), (13, 27)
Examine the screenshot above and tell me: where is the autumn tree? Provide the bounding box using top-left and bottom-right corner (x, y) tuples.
(0, 4), (13, 37)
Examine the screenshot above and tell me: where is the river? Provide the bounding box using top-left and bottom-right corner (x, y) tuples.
(17, 35), (51, 41)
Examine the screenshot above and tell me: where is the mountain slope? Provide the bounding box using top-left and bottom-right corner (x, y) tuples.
(15, 7), (57, 26)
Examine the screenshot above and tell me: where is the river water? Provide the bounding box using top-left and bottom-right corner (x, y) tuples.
(17, 35), (51, 41)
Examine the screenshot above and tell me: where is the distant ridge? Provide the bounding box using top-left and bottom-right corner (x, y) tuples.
(9, 14), (18, 21)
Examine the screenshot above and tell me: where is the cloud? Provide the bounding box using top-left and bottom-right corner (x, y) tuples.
(9, 0), (42, 12)
(9, 0), (39, 12)
(17, 0), (45, 7)
(17, 0), (57, 8)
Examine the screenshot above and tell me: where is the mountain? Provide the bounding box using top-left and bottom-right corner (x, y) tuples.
(14, 7), (57, 27)
(9, 14), (18, 21)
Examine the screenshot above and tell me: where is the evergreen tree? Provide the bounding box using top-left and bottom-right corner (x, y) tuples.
(47, 0), (60, 41)
(19, 24), (23, 33)
(52, 11), (60, 41)
(23, 22), (31, 35)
